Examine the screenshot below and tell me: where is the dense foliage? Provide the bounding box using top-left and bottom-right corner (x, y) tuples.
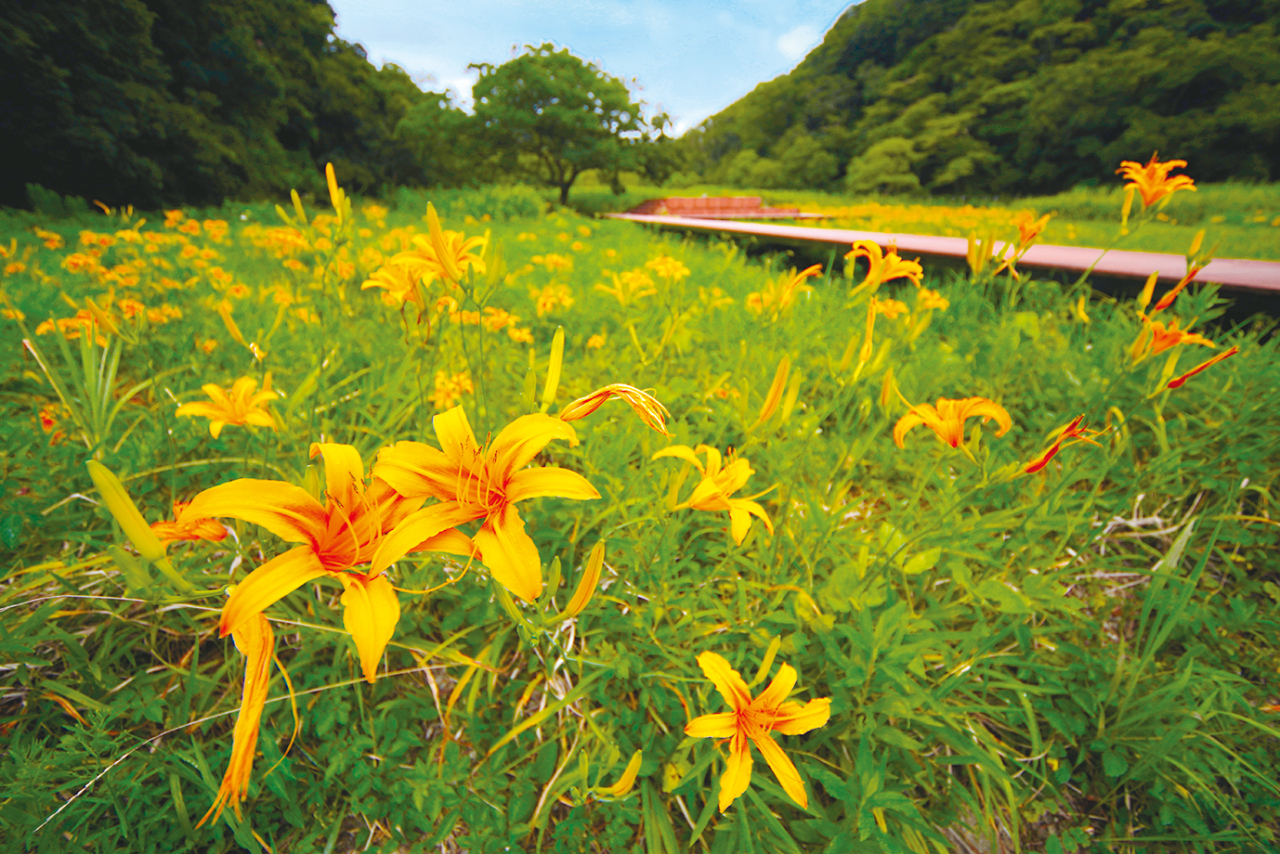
(0, 0), (429, 209)
(678, 0), (1280, 194)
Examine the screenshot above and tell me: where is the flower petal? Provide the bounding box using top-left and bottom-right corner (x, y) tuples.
(718, 731), (753, 813)
(892, 410), (927, 448)
(773, 697), (833, 735)
(374, 441), (460, 502)
(370, 502), (479, 574)
(696, 652), (752, 712)
(490, 413), (579, 478)
(181, 479), (325, 545)
(685, 712), (738, 739)
(338, 573), (400, 683)
(432, 406), (481, 467)
(472, 504), (543, 602)
(413, 527), (478, 557)
(750, 731), (807, 809)
(651, 444), (705, 472)
(220, 545), (328, 636)
(753, 664), (797, 711)
(961, 398), (1013, 437)
(309, 442), (365, 512)
(505, 466), (601, 504)
(197, 613), (274, 828)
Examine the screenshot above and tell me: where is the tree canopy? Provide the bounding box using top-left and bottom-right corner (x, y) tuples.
(470, 44), (648, 204)
(0, 0), (429, 208)
(679, 0), (1280, 195)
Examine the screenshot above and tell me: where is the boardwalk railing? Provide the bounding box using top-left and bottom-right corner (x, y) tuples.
(606, 213), (1280, 295)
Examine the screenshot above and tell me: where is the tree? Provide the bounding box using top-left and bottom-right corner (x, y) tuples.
(471, 44), (647, 204)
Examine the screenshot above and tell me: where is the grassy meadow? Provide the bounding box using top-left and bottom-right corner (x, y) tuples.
(1, 171), (1278, 854)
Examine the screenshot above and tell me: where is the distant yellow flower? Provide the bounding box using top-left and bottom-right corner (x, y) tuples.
(373, 407), (599, 602)
(894, 397), (1013, 449)
(586, 333), (605, 350)
(508, 327), (534, 343)
(871, 296), (908, 319)
(645, 255), (690, 281)
(176, 375), (277, 438)
(653, 445), (772, 544)
(1116, 153), (1196, 209)
(917, 288), (949, 311)
(481, 306), (520, 332)
(530, 284), (575, 316)
(685, 652), (831, 812)
(427, 370), (474, 410)
(595, 270), (655, 306)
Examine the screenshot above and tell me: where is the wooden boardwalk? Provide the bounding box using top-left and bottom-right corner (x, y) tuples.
(606, 213), (1280, 295)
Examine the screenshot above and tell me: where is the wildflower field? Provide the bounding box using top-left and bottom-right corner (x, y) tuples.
(1, 163), (1278, 854)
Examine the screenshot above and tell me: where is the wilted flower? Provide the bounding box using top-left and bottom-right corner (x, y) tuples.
(1024, 415), (1105, 474)
(559, 383), (670, 435)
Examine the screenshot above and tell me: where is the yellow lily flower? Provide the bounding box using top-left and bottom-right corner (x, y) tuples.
(845, 240), (923, 292)
(371, 406), (600, 602)
(685, 652), (831, 813)
(179, 442), (473, 680)
(653, 445), (773, 545)
(390, 203), (486, 286)
(1116, 152), (1196, 209)
(175, 375), (277, 439)
(893, 397), (1013, 449)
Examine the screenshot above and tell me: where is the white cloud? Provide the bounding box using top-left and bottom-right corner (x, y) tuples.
(776, 24), (820, 61)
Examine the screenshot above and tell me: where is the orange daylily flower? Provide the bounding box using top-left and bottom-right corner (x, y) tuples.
(685, 652), (831, 813)
(845, 241), (923, 291)
(371, 407), (600, 602)
(150, 500), (227, 544)
(1024, 415), (1105, 474)
(176, 375), (277, 438)
(653, 445), (773, 545)
(180, 442), (473, 680)
(558, 383), (671, 435)
(894, 397), (1013, 449)
(1116, 153), (1196, 209)
(1131, 316), (1215, 362)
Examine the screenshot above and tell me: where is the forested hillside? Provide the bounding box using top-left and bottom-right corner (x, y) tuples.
(0, 0), (434, 208)
(679, 0), (1280, 194)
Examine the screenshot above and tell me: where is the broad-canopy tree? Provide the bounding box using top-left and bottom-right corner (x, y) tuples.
(471, 44), (647, 204)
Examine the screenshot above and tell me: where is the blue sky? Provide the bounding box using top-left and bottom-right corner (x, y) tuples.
(326, 0), (855, 135)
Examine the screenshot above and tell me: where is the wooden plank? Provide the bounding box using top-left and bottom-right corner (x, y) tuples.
(606, 213), (1280, 294)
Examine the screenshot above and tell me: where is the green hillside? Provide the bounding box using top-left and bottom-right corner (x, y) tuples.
(678, 0), (1280, 195)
